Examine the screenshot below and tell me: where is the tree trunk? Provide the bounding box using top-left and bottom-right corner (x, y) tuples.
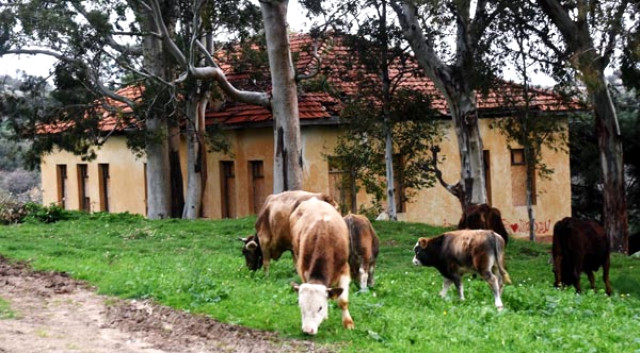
(525, 146), (536, 241)
(182, 93), (202, 219)
(142, 19), (172, 220)
(260, 0), (303, 193)
(591, 74), (628, 253)
(384, 120), (397, 220)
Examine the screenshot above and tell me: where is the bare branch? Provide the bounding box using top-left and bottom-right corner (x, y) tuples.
(190, 67), (270, 107)
(295, 38), (323, 82)
(148, 0), (187, 66)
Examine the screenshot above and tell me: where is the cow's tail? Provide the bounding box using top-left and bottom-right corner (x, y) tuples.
(491, 232), (511, 285)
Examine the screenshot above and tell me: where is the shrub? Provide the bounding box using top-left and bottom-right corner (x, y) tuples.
(23, 203), (76, 223)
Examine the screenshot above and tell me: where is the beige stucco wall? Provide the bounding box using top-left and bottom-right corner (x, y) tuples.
(41, 117), (571, 236)
(41, 136), (147, 215)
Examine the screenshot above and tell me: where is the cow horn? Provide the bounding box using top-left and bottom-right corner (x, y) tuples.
(238, 237), (248, 242)
(246, 240), (258, 250)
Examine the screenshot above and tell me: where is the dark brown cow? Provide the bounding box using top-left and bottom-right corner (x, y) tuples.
(240, 190), (338, 274)
(413, 230), (511, 310)
(344, 214), (379, 290)
(290, 197), (354, 335)
(458, 203), (509, 245)
(552, 217), (612, 295)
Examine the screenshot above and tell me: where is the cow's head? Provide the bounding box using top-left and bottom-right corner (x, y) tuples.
(239, 235), (262, 271)
(292, 282), (343, 335)
(413, 237), (431, 266)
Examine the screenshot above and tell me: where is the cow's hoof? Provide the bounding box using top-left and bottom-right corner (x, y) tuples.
(497, 305), (504, 311)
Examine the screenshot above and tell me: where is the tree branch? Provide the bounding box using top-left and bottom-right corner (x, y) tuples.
(190, 67), (270, 107)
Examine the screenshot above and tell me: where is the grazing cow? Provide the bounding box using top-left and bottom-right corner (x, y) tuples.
(552, 217), (612, 295)
(629, 232), (640, 256)
(458, 203), (509, 245)
(344, 214), (379, 290)
(290, 197), (354, 335)
(240, 190), (338, 274)
(413, 230), (511, 310)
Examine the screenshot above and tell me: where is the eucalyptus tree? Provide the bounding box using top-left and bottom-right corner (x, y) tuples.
(389, 0), (509, 209)
(0, 0), (184, 219)
(530, 0), (636, 252)
(149, 0), (311, 194)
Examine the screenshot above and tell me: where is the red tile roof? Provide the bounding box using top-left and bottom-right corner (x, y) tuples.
(207, 33), (581, 127)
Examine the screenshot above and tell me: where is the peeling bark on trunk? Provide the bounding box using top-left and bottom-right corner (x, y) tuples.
(260, 0), (303, 193)
(142, 20), (171, 220)
(592, 79), (628, 253)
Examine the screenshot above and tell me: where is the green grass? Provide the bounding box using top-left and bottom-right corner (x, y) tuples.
(1, 213), (639, 352)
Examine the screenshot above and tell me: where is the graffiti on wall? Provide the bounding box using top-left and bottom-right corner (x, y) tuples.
(507, 219), (552, 235)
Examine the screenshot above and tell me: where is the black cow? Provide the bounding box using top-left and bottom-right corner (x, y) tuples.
(552, 217), (612, 295)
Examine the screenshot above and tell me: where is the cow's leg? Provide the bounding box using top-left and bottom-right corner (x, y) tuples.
(261, 248), (271, 275)
(359, 265), (369, 291)
(337, 274), (354, 329)
(451, 275), (464, 300)
(440, 278), (453, 298)
(481, 270), (503, 310)
(367, 264), (375, 287)
(573, 267), (582, 294)
(553, 255), (563, 288)
(586, 271), (596, 291)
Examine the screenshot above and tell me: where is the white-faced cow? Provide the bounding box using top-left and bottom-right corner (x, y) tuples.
(552, 217), (612, 295)
(290, 197), (354, 335)
(240, 190), (338, 274)
(413, 230), (511, 310)
(458, 203), (509, 245)
(344, 214), (379, 290)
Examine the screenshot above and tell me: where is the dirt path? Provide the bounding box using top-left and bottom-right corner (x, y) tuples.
(0, 257), (329, 353)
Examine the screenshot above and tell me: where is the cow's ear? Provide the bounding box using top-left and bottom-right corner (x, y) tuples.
(327, 287), (343, 299)
(418, 237), (429, 249)
(291, 282), (301, 292)
(246, 240), (258, 251)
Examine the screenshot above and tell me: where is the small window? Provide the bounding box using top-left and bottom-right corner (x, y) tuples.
(77, 164), (90, 212)
(249, 161), (267, 214)
(328, 157), (355, 214)
(56, 165), (67, 209)
(511, 149), (525, 166)
(98, 164), (110, 212)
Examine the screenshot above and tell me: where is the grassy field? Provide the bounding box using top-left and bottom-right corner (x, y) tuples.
(1, 212), (639, 352)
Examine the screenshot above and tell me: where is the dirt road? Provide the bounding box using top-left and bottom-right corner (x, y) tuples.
(0, 256), (327, 353)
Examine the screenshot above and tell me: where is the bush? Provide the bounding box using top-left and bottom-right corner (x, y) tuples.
(23, 203), (76, 223)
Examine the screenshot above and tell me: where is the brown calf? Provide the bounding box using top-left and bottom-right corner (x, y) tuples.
(413, 229), (511, 310)
(458, 203), (509, 245)
(344, 214), (379, 290)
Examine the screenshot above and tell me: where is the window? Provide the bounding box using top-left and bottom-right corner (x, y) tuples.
(249, 161), (267, 214)
(511, 149), (525, 165)
(510, 148), (536, 206)
(220, 161), (236, 218)
(328, 157), (355, 214)
(98, 164), (110, 212)
(56, 165), (67, 209)
(77, 164), (90, 212)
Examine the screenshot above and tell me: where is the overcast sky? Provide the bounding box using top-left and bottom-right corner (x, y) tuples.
(0, 1), (555, 87)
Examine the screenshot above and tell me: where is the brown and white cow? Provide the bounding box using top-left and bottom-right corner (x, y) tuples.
(344, 214), (379, 290)
(290, 197), (354, 335)
(552, 217), (612, 295)
(240, 190), (338, 274)
(413, 230), (511, 310)
(458, 203), (509, 245)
